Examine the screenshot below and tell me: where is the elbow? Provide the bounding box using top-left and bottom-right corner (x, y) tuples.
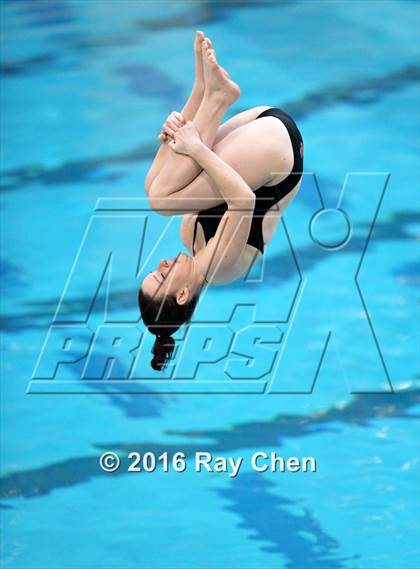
(248, 193), (256, 207)
(234, 193), (256, 211)
(246, 192), (256, 210)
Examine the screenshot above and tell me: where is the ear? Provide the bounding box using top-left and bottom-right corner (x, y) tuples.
(176, 287), (190, 306)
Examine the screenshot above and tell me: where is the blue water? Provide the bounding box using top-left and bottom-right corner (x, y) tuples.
(1, 1), (419, 568)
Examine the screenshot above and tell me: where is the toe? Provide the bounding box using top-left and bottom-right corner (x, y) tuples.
(208, 50), (217, 64)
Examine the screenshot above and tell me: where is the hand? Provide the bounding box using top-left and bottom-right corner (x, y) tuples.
(168, 121), (202, 156)
(158, 111), (185, 142)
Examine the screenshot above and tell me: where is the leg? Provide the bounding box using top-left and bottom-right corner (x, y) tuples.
(213, 105), (271, 144)
(145, 35), (265, 195)
(182, 32), (206, 121)
(149, 41), (240, 198)
(145, 31), (206, 194)
(149, 117), (288, 215)
(146, 103), (269, 195)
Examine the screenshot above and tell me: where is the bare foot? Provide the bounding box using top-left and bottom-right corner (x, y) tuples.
(202, 40), (240, 104)
(204, 36), (213, 51)
(203, 37), (230, 79)
(193, 32), (231, 92)
(193, 30), (205, 89)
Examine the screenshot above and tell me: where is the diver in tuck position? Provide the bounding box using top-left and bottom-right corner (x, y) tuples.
(140, 31), (304, 370)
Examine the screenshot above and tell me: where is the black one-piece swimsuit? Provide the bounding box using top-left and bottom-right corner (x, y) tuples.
(192, 107), (304, 255)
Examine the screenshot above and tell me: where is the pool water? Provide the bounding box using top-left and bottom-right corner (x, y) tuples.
(1, 1), (419, 568)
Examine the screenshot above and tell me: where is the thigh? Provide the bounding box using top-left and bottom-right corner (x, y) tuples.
(152, 118), (287, 215)
(146, 106), (269, 193)
(213, 105), (271, 144)
(213, 116), (293, 188)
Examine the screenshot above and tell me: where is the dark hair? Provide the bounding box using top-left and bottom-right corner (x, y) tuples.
(138, 289), (199, 371)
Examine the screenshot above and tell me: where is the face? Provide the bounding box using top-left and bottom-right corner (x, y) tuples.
(141, 252), (194, 304)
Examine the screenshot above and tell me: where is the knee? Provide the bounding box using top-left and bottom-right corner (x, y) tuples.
(148, 193), (172, 216)
(148, 176), (171, 198)
(148, 178), (173, 212)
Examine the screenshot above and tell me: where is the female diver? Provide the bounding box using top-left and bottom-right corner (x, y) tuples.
(140, 31), (303, 370)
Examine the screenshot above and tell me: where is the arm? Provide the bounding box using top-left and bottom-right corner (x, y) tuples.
(147, 103), (271, 197)
(146, 104), (266, 195)
(171, 123), (256, 278)
(189, 140), (255, 209)
(149, 119), (275, 215)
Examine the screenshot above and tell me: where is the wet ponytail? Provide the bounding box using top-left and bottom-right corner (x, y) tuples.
(138, 289), (199, 371)
(151, 334), (175, 371)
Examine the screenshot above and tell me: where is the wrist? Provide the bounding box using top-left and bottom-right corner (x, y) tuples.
(188, 140), (206, 160)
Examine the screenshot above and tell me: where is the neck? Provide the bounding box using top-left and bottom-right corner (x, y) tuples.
(191, 255), (207, 288)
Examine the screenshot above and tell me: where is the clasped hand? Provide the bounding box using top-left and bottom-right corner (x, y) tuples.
(158, 111), (202, 156)
(168, 121), (202, 156)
